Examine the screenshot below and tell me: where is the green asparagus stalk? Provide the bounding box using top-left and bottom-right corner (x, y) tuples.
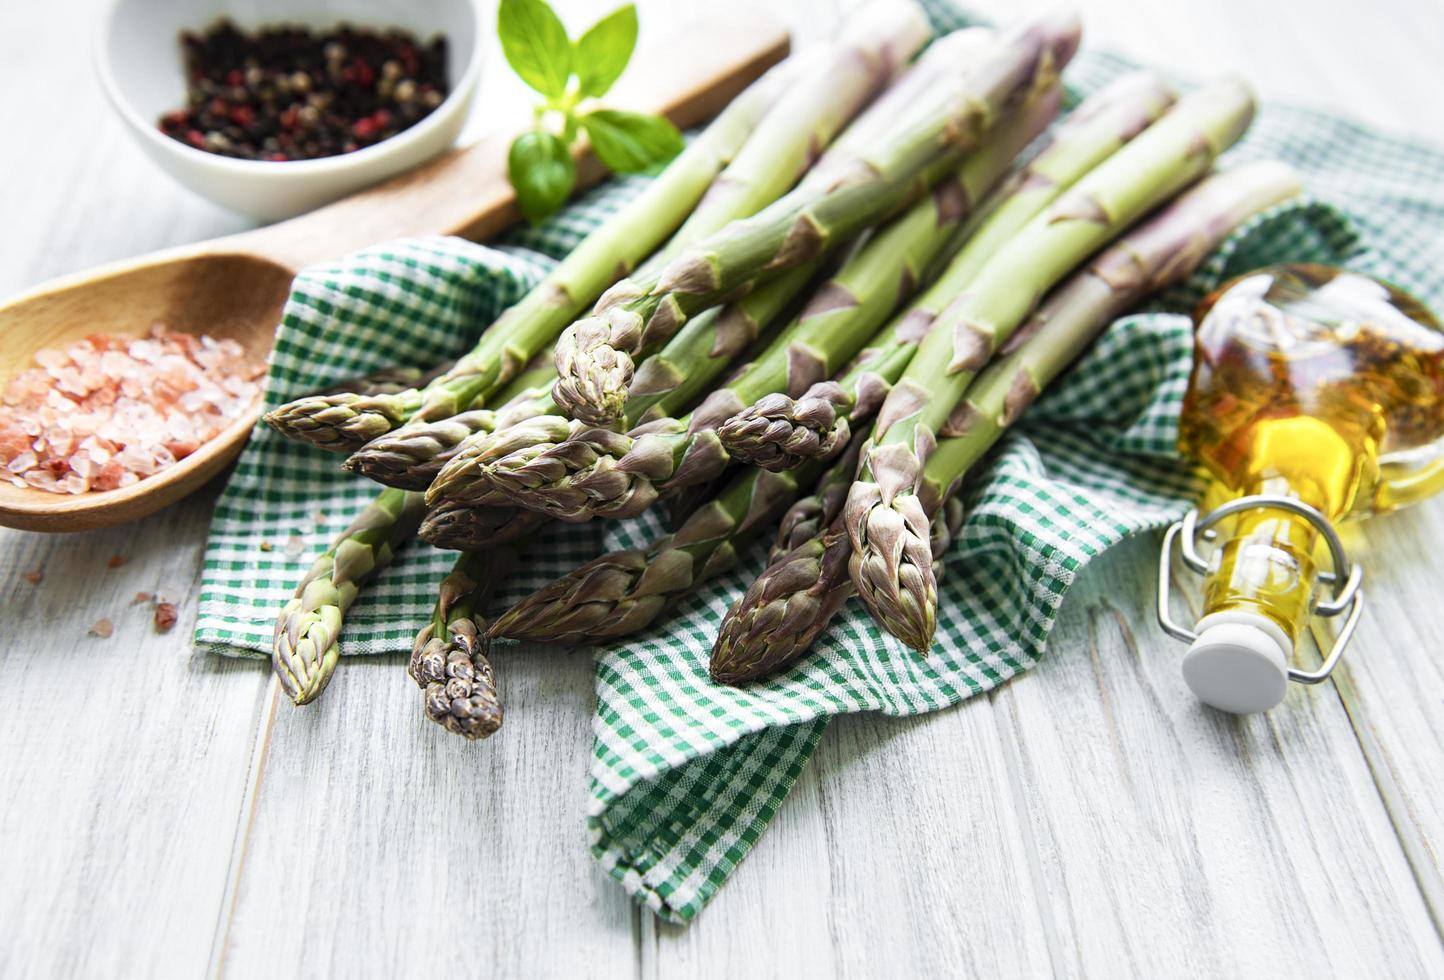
(489, 461), (825, 643)
(439, 89), (1060, 522)
(800, 28), (997, 188)
(709, 495), (962, 685)
(341, 393), (554, 491)
(550, 10), (1083, 427)
(261, 50), (800, 452)
(705, 431), (865, 684)
(319, 362), (448, 399)
(717, 70), (1178, 470)
(419, 501), (550, 550)
(272, 488), (427, 705)
(770, 435), (865, 560)
(712, 160), (1296, 678)
(343, 346), (561, 489)
(409, 550), (511, 739)
(849, 158), (1298, 652)
(625, 259), (827, 426)
(643, 0), (930, 273)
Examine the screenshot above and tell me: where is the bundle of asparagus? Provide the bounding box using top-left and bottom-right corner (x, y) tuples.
(427, 83), (1060, 523)
(844, 78), (1257, 652)
(257, 4), (1299, 742)
(258, 2), (934, 713)
(492, 161), (1299, 663)
(712, 161), (1301, 682)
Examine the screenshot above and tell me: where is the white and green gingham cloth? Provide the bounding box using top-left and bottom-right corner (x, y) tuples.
(196, 0), (1444, 922)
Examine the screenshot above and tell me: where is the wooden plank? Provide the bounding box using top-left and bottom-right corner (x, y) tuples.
(993, 535), (1444, 978)
(215, 649), (640, 978)
(0, 502), (269, 978)
(1314, 501), (1444, 930)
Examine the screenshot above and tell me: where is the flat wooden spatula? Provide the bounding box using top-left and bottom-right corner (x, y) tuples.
(0, 10), (789, 532)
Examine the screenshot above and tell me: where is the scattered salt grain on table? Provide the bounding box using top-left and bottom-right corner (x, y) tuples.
(89, 618), (114, 638)
(153, 602), (178, 633)
(0, 325), (262, 495)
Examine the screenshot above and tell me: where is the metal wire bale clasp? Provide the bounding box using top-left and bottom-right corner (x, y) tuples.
(1156, 493), (1366, 684)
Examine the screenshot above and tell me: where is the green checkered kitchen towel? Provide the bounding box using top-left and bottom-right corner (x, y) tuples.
(195, 0), (1444, 922)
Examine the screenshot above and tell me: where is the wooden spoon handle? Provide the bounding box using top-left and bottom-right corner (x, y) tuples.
(244, 10), (790, 272)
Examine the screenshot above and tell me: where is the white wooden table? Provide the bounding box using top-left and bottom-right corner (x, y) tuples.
(3, 1), (1442, 976)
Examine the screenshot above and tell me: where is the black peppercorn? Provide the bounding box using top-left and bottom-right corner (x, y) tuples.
(157, 19), (450, 162)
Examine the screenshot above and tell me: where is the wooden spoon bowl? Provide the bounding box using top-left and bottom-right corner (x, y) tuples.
(0, 11), (788, 532)
(0, 248), (294, 530)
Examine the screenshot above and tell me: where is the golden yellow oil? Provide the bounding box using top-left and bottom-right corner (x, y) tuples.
(1178, 264), (1444, 644)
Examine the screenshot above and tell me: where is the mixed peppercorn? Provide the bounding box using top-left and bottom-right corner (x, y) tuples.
(157, 20), (450, 162)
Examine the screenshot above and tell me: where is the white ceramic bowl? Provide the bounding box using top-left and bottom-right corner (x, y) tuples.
(96, 0), (484, 222)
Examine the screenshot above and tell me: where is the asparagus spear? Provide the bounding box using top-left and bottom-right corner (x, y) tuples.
(342, 390), (557, 490)
(770, 433), (864, 559)
(641, 0), (930, 274)
(489, 462), (825, 643)
(419, 501), (549, 550)
(343, 346), (561, 489)
(439, 89), (1060, 521)
(319, 362), (446, 398)
(717, 70), (1179, 470)
(713, 160), (1297, 677)
(405, 0), (924, 448)
(261, 48), (801, 452)
(799, 28), (997, 189)
(709, 496), (962, 685)
(624, 260), (827, 426)
(409, 550), (511, 739)
(272, 488), (427, 705)
(849, 158), (1298, 652)
(550, 10), (1083, 426)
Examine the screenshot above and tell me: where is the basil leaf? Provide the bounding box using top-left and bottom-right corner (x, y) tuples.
(573, 4), (638, 98)
(508, 130), (576, 224)
(498, 0), (573, 99)
(582, 109), (684, 174)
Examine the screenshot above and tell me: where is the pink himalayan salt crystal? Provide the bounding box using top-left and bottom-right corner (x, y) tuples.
(0, 325), (262, 495)
(154, 602), (178, 633)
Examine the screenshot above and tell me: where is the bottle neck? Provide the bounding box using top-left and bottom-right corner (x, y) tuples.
(1200, 484), (1321, 649)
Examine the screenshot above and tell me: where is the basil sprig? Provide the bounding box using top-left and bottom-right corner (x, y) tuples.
(499, 0), (684, 223)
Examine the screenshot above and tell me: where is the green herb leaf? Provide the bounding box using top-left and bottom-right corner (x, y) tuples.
(582, 109), (684, 174)
(573, 4), (638, 98)
(498, 0), (573, 99)
(508, 130), (576, 223)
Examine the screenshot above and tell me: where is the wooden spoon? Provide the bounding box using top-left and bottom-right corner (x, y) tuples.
(0, 11), (788, 532)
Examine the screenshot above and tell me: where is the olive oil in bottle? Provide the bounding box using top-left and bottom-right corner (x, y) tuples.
(1162, 264), (1444, 713)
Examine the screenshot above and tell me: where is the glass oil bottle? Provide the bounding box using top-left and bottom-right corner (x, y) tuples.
(1158, 264), (1444, 713)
